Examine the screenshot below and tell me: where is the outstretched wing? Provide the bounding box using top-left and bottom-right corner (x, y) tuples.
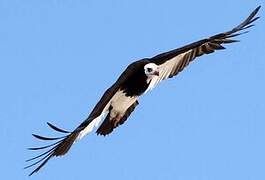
(146, 6), (260, 91)
(25, 6), (261, 176)
(25, 60), (148, 176)
(25, 123), (78, 176)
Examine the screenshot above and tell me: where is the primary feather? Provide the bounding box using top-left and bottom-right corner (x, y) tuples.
(25, 6), (260, 176)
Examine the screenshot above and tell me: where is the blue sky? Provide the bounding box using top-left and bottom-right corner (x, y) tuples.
(1, 0), (264, 179)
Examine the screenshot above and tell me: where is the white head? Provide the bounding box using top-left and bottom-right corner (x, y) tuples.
(144, 63), (159, 78)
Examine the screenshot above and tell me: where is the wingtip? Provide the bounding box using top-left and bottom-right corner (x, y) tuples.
(23, 167), (34, 176)
(32, 133), (65, 141)
(253, 6), (261, 14)
(253, 6), (261, 16)
(47, 122), (70, 134)
(28, 167), (40, 176)
(28, 170), (36, 176)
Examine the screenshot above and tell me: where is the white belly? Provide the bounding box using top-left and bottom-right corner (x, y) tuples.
(110, 90), (137, 116)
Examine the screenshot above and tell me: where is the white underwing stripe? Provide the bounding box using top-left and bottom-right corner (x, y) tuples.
(145, 51), (192, 93)
(76, 113), (105, 141)
(76, 104), (110, 141)
(76, 89), (137, 141)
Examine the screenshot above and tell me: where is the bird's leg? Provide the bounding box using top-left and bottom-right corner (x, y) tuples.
(113, 114), (123, 127)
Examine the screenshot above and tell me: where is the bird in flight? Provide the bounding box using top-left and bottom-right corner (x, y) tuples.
(25, 6), (261, 176)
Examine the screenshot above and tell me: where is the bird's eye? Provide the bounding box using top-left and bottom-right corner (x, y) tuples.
(147, 68), (152, 72)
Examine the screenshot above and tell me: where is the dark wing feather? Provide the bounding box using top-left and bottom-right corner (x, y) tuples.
(96, 101), (139, 136)
(25, 126), (79, 176)
(47, 122), (70, 133)
(26, 60), (149, 176)
(26, 6), (260, 176)
(87, 60), (149, 119)
(149, 6), (260, 81)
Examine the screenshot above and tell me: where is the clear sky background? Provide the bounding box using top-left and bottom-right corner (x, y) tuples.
(0, 0), (264, 179)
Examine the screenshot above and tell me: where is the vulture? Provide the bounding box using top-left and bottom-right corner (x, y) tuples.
(25, 6), (261, 176)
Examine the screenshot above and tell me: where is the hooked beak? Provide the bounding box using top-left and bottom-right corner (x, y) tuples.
(153, 70), (159, 76)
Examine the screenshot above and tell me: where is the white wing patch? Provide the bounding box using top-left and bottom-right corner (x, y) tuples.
(145, 51), (191, 93)
(75, 49), (192, 141)
(75, 89), (137, 141)
(76, 112), (107, 141)
(76, 102), (111, 141)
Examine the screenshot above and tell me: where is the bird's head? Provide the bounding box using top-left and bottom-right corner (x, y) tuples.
(144, 63), (159, 77)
